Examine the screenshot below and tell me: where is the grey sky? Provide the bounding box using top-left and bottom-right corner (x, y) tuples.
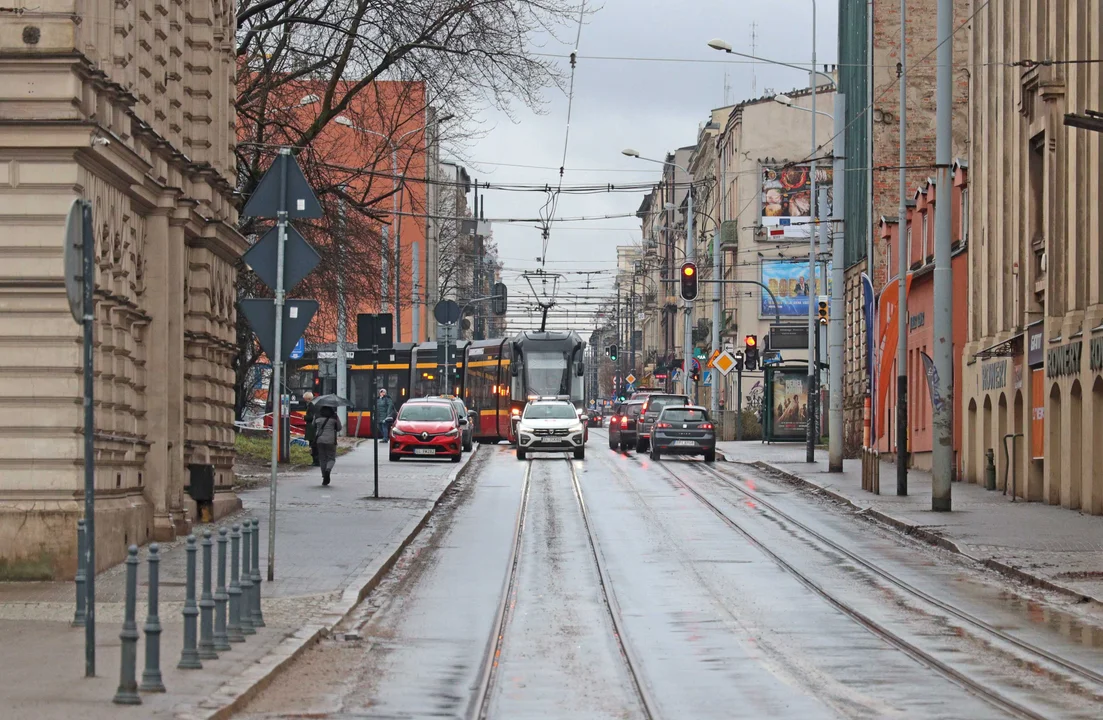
(449, 0), (838, 332)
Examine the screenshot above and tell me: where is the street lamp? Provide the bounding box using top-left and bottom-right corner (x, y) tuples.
(622, 149), (695, 399)
(710, 14), (824, 461)
(773, 94), (834, 121)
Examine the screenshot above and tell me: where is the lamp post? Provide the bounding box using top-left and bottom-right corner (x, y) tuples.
(710, 8), (829, 462)
(623, 149), (694, 399)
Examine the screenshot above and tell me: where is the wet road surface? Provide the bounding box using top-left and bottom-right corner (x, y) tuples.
(238, 434), (1103, 719)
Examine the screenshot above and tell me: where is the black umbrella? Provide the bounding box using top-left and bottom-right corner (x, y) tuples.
(311, 394), (349, 408)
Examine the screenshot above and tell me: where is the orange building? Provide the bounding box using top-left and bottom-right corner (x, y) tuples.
(239, 78), (436, 344)
(875, 161), (969, 473)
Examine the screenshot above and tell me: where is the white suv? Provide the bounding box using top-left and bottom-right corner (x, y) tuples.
(516, 398), (586, 461)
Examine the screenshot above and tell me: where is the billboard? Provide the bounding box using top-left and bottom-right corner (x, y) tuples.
(760, 259), (831, 318)
(760, 164), (833, 239)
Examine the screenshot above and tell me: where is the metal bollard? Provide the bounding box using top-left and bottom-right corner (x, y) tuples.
(985, 448), (997, 491)
(140, 543), (165, 692)
(112, 545), (141, 705)
(250, 518), (265, 627)
(198, 531), (218, 659)
(72, 519), (87, 627)
(177, 535), (202, 669)
(239, 520), (256, 635)
(213, 527), (231, 651)
(227, 524), (245, 643)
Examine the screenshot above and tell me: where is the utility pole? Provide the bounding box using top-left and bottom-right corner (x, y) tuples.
(336, 193), (348, 433)
(828, 94), (846, 471)
(931, 0), (953, 510)
(684, 183), (695, 398)
(806, 0), (819, 463)
(896, 0), (910, 495)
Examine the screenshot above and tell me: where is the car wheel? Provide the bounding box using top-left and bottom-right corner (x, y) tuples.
(451, 452), (462, 463)
(517, 448), (527, 461)
(574, 447), (585, 460)
(608, 433), (618, 450)
(619, 440), (630, 453)
(464, 438), (473, 452)
(704, 450), (716, 463)
(389, 453), (399, 462)
(650, 446), (661, 461)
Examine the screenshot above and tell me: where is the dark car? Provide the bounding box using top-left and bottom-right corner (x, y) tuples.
(585, 410), (603, 427)
(635, 393), (690, 452)
(650, 406), (716, 462)
(608, 400), (645, 452)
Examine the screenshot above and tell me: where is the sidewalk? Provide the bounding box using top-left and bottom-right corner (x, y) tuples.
(716, 441), (1103, 604)
(0, 441), (478, 719)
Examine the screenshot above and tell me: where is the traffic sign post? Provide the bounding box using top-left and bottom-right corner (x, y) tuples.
(356, 313), (393, 500)
(241, 149), (322, 582)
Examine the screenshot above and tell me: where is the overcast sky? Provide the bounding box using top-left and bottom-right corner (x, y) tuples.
(447, 0), (838, 333)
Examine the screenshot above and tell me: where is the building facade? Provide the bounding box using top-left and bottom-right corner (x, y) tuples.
(0, 4), (243, 577)
(961, 0), (1103, 514)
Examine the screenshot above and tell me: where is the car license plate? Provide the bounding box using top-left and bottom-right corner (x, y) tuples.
(413, 448), (436, 456)
(674, 440), (696, 447)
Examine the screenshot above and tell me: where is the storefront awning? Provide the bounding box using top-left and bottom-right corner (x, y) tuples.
(973, 332), (1023, 360)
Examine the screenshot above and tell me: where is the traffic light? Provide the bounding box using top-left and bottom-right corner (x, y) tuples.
(734, 349), (745, 372)
(679, 262), (698, 301)
(609, 344), (618, 361)
(744, 334), (759, 371)
(818, 296), (828, 325)
(691, 368), (700, 382)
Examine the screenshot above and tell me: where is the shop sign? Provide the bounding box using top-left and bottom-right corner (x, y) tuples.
(909, 312), (926, 332)
(1031, 368), (1045, 459)
(1090, 337), (1103, 372)
(1026, 322), (1045, 366)
(1046, 341), (1082, 378)
(981, 359), (1008, 391)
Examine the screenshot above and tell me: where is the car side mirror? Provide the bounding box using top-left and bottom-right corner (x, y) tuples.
(459, 418), (468, 426)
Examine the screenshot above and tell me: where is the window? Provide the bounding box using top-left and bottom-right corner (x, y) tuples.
(921, 212), (929, 263)
(524, 351), (570, 396)
(906, 227), (913, 267)
(663, 409), (708, 422)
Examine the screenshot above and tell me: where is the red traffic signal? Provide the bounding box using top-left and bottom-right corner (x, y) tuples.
(745, 334), (757, 348)
(680, 262), (698, 300)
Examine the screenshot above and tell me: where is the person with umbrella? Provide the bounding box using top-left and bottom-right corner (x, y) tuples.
(311, 394), (346, 485)
(375, 388), (396, 442)
(302, 391), (318, 466)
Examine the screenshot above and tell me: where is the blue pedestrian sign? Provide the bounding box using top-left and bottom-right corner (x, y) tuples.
(289, 337), (305, 360)
(702, 370), (712, 387)
(626, 383), (636, 394)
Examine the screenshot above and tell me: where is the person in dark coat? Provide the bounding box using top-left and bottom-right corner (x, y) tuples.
(303, 392), (319, 466)
(313, 405), (341, 485)
(375, 388), (396, 442)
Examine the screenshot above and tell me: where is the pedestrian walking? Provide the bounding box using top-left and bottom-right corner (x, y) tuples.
(375, 388), (396, 442)
(313, 406), (341, 486)
(302, 392), (319, 466)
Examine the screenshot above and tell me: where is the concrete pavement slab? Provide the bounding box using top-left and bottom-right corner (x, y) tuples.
(716, 442), (1103, 605)
(0, 440), (484, 719)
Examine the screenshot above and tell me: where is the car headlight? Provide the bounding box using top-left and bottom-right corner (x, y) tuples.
(391, 428), (407, 436)
(570, 423), (583, 433)
(444, 428), (459, 437)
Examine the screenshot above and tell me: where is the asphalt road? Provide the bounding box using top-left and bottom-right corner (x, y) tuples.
(238, 432), (1103, 719)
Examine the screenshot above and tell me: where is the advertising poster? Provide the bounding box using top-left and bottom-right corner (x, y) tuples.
(761, 164), (833, 239)
(1031, 368), (1044, 459)
(760, 259), (831, 317)
(766, 369), (809, 441)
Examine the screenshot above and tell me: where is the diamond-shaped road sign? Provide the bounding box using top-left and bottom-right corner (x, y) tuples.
(240, 299), (319, 362)
(242, 224), (321, 292)
(241, 152), (323, 219)
(625, 373), (636, 385)
(713, 350), (738, 376)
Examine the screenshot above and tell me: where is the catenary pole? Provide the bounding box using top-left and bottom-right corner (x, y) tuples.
(336, 192), (348, 433)
(896, 0), (910, 495)
(81, 200), (96, 676)
(829, 94), (846, 471)
(268, 148), (289, 581)
(685, 183), (695, 397)
(931, 0), (953, 510)
(806, 0), (819, 462)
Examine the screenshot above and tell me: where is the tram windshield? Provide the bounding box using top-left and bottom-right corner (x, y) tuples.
(524, 351), (571, 396)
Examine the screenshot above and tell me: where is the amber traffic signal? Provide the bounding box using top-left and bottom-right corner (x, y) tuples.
(680, 262), (698, 301)
(744, 334), (759, 370)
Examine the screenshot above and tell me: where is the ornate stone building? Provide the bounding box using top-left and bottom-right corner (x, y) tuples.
(0, 2), (243, 578)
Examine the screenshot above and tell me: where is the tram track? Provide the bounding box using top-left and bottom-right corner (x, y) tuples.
(644, 455), (1078, 720)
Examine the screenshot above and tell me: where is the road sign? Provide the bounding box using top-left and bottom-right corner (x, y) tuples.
(242, 224), (321, 292)
(703, 370), (712, 387)
(691, 358), (701, 372)
(356, 313), (394, 349)
(626, 383), (636, 394)
(491, 283), (508, 316)
(241, 152), (323, 219)
(693, 347), (707, 360)
(769, 324), (809, 349)
(625, 373), (636, 385)
(289, 337), (305, 360)
(63, 199), (87, 324)
(434, 299), (461, 325)
(240, 299), (319, 361)
(706, 348), (721, 369)
(713, 350), (738, 376)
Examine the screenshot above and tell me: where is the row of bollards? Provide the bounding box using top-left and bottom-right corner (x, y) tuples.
(112, 518), (266, 705)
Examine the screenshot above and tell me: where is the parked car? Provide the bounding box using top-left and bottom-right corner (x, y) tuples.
(389, 400), (463, 462)
(635, 393), (691, 452)
(608, 399), (646, 452)
(423, 395), (475, 452)
(516, 398), (587, 460)
(649, 405), (716, 463)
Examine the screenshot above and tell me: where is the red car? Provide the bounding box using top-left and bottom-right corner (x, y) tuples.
(389, 400), (463, 462)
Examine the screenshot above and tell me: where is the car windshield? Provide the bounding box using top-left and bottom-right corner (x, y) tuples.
(647, 396), (690, 414)
(398, 404), (454, 422)
(524, 403), (578, 420)
(524, 351), (570, 396)
(662, 409), (708, 422)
